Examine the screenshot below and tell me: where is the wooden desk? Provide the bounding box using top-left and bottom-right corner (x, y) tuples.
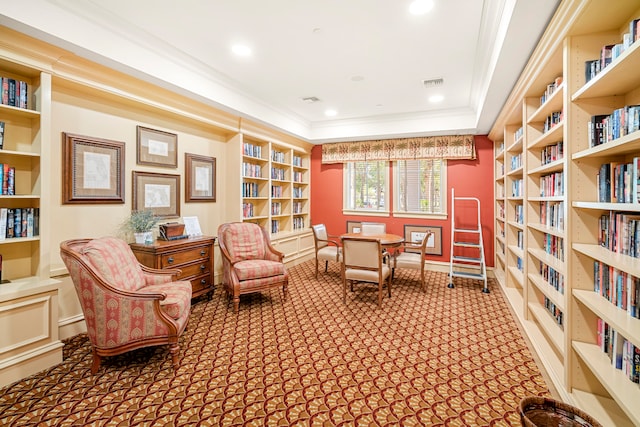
(130, 236), (216, 300)
(341, 232), (404, 248)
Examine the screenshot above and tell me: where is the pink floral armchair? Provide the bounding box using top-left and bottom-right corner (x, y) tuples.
(218, 222), (288, 312)
(60, 237), (192, 374)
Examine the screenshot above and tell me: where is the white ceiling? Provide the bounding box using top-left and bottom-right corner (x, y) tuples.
(0, 0), (559, 143)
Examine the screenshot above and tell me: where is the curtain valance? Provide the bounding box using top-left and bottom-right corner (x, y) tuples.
(321, 135), (475, 164)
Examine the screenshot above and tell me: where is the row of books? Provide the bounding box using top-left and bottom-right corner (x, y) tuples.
(513, 126), (523, 142)
(242, 162), (262, 178)
(597, 159), (640, 204)
(271, 185), (283, 198)
(293, 217), (305, 230)
(0, 164), (16, 195)
(589, 106), (640, 147)
(1, 76), (29, 109)
(271, 167), (285, 180)
(597, 320), (640, 384)
(292, 171), (304, 183)
(539, 201), (564, 230)
(543, 111), (563, 133)
(598, 211), (640, 259)
(539, 171), (564, 197)
(515, 204), (523, 224)
(540, 141), (563, 166)
(292, 201), (303, 214)
(594, 261), (640, 318)
(510, 152), (522, 171)
(271, 150), (286, 163)
(543, 233), (564, 261)
(511, 178), (523, 197)
(271, 220), (280, 234)
(242, 203), (255, 219)
(242, 182), (260, 198)
(539, 262), (564, 295)
(292, 155), (303, 168)
(496, 202), (504, 219)
(585, 17), (640, 83)
(0, 121), (5, 149)
(516, 256), (523, 272)
(243, 142), (263, 159)
(271, 202), (282, 215)
(0, 207), (39, 240)
(293, 186), (304, 198)
(539, 77), (563, 107)
(544, 296), (563, 329)
(517, 230), (523, 250)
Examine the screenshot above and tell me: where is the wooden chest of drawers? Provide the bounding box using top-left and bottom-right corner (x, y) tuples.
(130, 236), (216, 300)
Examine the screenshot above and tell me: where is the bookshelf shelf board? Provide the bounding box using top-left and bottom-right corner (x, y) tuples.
(529, 272), (565, 312)
(571, 201), (640, 212)
(0, 236), (40, 245)
(243, 196), (268, 200)
(507, 196), (524, 201)
(0, 103), (40, 118)
(0, 194), (39, 200)
(527, 122), (564, 150)
(496, 234), (506, 244)
(572, 41), (640, 102)
(508, 244), (524, 259)
(572, 243), (640, 277)
(495, 174), (504, 182)
(528, 84), (565, 124)
(527, 247), (565, 274)
(271, 197), (289, 201)
(507, 221), (524, 230)
(522, 318), (566, 396)
(573, 289), (640, 347)
(527, 222), (565, 238)
(528, 158), (564, 175)
(243, 215), (268, 220)
(571, 390), (636, 427)
(528, 301), (565, 354)
(292, 165), (308, 171)
(507, 265), (524, 287)
(271, 214), (289, 219)
(242, 155), (267, 163)
(271, 179), (288, 184)
(572, 341), (640, 426)
(0, 149), (40, 158)
(496, 216), (505, 223)
(242, 175), (268, 181)
(506, 166), (524, 177)
(496, 250), (506, 265)
(495, 150), (504, 160)
(528, 196), (565, 202)
(494, 267), (506, 287)
(506, 136), (523, 153)
(571, 131), (640, 160)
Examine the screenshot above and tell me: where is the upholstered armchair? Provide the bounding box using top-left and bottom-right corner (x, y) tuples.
(217, 222), (289, 312)
(311, 223), (341, 278)
(60, 237), (192, 374)
(341, 237), (392, 308)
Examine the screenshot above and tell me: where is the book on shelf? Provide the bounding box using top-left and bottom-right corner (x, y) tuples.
(0, 121), (4, 149)
(597, 160), (639, 203)
(0, 77), (29, 109)
(0, 207), (6, 241)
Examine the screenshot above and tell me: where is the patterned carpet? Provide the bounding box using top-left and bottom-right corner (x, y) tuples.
(0, 260), (551, 426)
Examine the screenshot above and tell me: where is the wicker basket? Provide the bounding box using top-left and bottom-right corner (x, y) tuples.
(519, 397), (602, 427)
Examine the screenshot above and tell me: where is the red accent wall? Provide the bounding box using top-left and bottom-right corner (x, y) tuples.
(310, 135), (494, 267)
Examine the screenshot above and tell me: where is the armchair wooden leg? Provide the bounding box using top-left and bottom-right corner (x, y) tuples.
(90, 349), (101, 374)
(315, 259), (319, 278)
(169, 343), (180, 370)
(233, 296), (240, 313)
(378, 282), (382, 308)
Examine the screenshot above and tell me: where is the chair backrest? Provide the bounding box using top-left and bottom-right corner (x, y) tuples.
(218, 222), (268, 262)
(75, 236), (146, 292)
(312, 224), (329, 248)
(361, 222), (386, 235)
(342, 237), (383, 270)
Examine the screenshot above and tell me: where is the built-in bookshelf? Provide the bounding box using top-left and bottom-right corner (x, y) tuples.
(0, 58), (62, 387)
(490, 1), (640, 425)
(241, 136), (309, 235)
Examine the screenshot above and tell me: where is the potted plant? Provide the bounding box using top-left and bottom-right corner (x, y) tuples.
(123, 210), (158, 244)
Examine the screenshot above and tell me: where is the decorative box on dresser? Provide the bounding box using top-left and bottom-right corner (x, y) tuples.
(130, 236), (216, 300)
(490, 1), (640, 425)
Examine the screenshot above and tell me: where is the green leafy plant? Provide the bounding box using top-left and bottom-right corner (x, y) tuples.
(123, 210), (158, 233)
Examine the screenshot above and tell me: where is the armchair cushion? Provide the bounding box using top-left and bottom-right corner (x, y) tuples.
(234, 259), (286, 281)
(220, 224), (267, 261)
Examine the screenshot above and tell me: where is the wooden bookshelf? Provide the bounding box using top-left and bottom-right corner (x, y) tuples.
(490, 1), (640, 424)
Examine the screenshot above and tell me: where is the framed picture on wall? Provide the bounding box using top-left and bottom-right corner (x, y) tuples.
(136, 126), (178, 168)
(62, 132), (125, 204)
(403, 225), (442, 255)
(185, 153), (216, 202)
(132, 171), (180, 218)
(346, 220), (362, 233)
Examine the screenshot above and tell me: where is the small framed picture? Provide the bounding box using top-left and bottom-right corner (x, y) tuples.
(132, 171), (180, 218)
(403, 224), (442, 255)
(185, 153), (216, 202)
(346, 220), (362, 233)
(136, 126), (178, 168)
(62, 132), (125, 204)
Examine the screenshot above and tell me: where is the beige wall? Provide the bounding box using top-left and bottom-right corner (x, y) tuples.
(49, 81), (230, 338)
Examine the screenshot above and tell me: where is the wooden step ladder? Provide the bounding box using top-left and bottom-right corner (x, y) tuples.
(448, 188), (488, 293)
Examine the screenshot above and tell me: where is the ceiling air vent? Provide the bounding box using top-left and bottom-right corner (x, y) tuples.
(422, 78), (444, 88)
(301, 96), (321, 103)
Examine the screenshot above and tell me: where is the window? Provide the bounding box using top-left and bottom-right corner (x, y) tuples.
(344, 161), (388, 212)
(394, 159), (446, 216)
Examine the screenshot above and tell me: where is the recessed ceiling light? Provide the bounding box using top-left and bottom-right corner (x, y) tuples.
(409, 0), (434, 15)
(324, 109), (337, 117)
(231, 44), (252, 57)
(429, 94), (444, 103)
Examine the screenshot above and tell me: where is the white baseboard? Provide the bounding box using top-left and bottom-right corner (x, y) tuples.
(59, 315), (86, 340)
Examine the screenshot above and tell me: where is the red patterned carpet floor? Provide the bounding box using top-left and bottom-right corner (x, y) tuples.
(0, 260), (551, 426)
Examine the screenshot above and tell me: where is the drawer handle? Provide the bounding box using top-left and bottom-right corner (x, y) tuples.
(167, 257), (174, 264)
(200, 279), (207, 285)
(200, 264), (206, 270)
(200, 250), (206, 256)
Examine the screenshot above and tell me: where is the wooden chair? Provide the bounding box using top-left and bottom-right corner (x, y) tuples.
(341, 237), (392, 308)
(311, 224), (341, 278)
(360, 222), (386, 235)
(217, 222), (288, 312)
(393, 231), (432, 291)
(60, 237), (192, 374)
